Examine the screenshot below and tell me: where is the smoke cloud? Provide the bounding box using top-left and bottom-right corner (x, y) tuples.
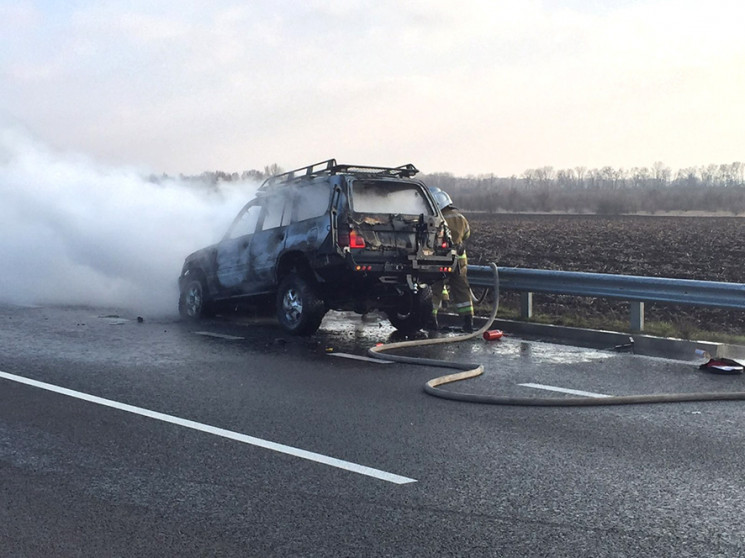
(0, 127), (257, 317)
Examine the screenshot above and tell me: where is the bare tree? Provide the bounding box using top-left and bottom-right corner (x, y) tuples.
(263, 163), (284, 177)
(652, 161), (671, 186)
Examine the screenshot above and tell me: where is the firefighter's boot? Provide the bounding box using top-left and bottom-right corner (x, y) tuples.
(463, 315), (474, 333)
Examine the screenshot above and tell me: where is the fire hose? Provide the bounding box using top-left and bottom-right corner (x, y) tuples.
(368, 262), (745, 406)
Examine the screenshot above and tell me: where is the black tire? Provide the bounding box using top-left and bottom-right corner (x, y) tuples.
(178, 276), (211, 320)
(276, 273), (326, 336)
(386, 286), (433, 333)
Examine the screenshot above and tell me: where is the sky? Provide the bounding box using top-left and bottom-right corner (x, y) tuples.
(2, 0), (744, 177)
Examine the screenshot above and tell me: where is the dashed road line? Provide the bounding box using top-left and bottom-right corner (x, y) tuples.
(519, 382), (611, 398)
(194, 331), (245, 340)
(327, 352), (393, 364)
(0, 369), (416, 485)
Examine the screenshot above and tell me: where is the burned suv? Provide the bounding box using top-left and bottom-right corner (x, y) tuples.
(178, 159), (457, 335)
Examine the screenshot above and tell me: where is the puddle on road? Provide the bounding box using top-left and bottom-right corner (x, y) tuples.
(314, 311), (613, 366)
(508, 340), (610, 365)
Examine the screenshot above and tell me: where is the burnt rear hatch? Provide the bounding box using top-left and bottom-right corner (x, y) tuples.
(340, 180), (456, 276)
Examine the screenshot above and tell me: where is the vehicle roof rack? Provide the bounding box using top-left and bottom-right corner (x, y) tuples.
(330, 163), (419, 178)
(259, 159), (419, 190)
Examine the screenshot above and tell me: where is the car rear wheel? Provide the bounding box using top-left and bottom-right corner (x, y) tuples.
(276, 273), (326, 335)
(386, 285), (433, 333)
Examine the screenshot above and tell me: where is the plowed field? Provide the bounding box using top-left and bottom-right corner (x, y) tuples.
(466, 214), (745, 336)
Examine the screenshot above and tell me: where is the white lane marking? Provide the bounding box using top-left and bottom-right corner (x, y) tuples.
(519, 383), (612, 398)
(0, 370), (416, 485)
(328, 352), (393, 364)
(194, 331), (245, 340)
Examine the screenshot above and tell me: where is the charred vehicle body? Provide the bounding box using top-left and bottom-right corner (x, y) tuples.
(178, 159), (457, 335)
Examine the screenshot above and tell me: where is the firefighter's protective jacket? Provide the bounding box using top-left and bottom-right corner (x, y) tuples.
(431, 205), (473, 318)
(442, 206), (470, 250)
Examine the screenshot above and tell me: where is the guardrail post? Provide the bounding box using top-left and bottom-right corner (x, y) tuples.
(520, 292), (533, 319)
(630, 301), (645, 331)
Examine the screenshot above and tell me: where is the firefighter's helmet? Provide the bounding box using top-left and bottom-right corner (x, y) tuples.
(429, 187), (453, 211)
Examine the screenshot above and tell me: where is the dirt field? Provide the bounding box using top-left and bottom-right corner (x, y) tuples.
(465, 213), (745, 335)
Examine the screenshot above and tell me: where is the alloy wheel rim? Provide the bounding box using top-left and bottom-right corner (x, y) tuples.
(283, 288), (303, 324)
(186, 285), (202, 317)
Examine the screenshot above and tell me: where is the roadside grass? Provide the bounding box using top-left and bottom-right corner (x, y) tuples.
(478, 302), (745, 346)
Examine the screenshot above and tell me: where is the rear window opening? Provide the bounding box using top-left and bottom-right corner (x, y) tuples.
(351, 181), (434, 215)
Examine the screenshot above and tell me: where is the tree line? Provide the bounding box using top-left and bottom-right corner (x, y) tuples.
(422, 161), (745, 214)
(149, 164), (283, 189)
(156, 161), (745, 215)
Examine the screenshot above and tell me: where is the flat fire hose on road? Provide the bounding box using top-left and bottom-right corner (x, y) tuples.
(368, 263), (745, 406)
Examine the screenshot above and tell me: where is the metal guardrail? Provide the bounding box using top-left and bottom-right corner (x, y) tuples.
(468, 265), (745, 331)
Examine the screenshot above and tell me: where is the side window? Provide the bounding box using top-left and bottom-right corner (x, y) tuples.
(261, 194), (290, 230)
(294, 181), (331, 222)
(227, 204), (261, 239)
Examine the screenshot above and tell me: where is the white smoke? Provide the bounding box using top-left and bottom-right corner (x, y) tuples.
(0, 127), (258, 317)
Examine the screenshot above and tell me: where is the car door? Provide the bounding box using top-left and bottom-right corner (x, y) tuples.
(282, 179), (333, 253)
(248, 191), (291, 291)
(215, 201), (262, 292)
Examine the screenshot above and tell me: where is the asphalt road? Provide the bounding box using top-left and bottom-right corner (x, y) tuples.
(3, 304), (745, 557)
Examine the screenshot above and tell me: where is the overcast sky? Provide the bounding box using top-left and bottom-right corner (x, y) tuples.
(2, 0), (744, 177)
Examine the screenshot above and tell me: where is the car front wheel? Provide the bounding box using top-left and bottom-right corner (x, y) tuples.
(276, 273), (326, 335)
(179, 277), (210, 320)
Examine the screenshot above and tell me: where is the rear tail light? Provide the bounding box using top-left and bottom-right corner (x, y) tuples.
(436, 228), (450, 251)
(339, 228), (366, 249)
(349, 230), (366, 249)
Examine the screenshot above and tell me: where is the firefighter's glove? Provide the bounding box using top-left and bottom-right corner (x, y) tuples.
(456, 243), (465, 256)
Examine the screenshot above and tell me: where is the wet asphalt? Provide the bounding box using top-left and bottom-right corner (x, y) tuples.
(3, 304), (745, 557)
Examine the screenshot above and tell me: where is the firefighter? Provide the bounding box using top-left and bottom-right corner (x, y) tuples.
(428, 187), (474, 332)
